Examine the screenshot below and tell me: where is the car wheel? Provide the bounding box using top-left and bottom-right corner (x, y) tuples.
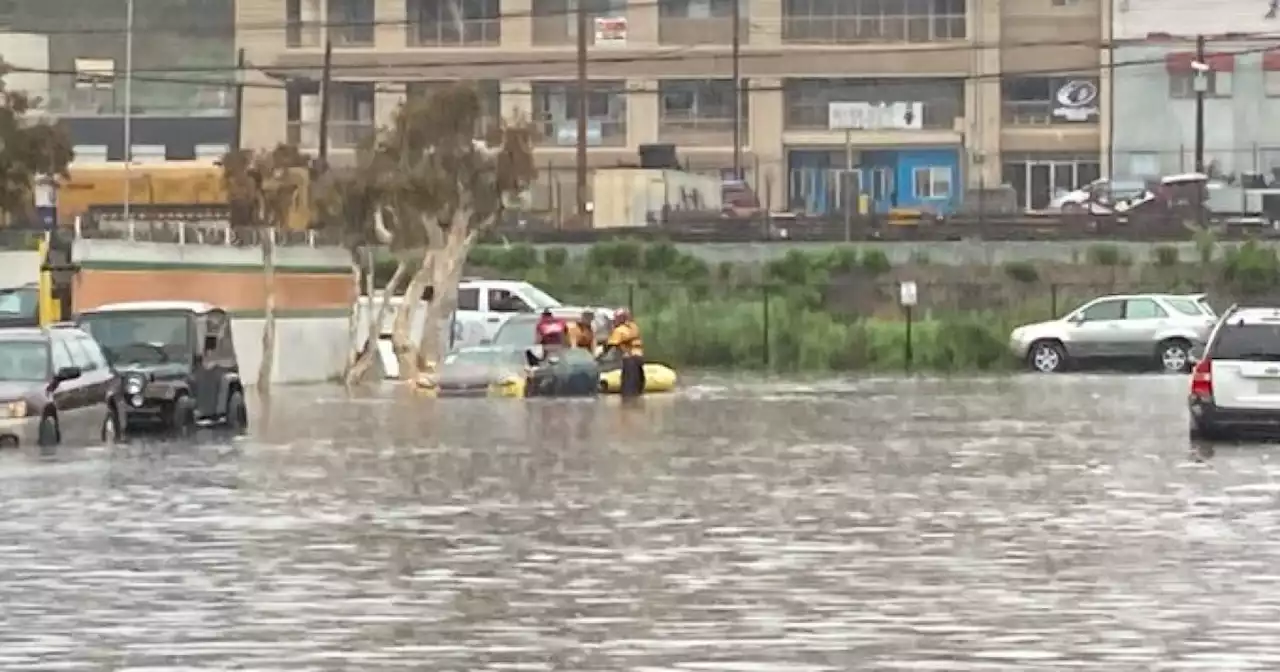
(37, 412), (59, 448)
(1158, 338), (1192, 373)
(101, 406), (122, 444)
(1027, 340), (1068, 373)
(170, 395), (195, 437)
(224, 389), (248, 435)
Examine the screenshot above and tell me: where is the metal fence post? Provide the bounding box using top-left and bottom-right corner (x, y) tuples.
(762, 282), (770, 369)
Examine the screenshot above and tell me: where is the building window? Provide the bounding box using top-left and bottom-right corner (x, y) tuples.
(1169, 72), (1230, 98)
(73, 145), (109, 163)
(328, 0), (375, 46)
(286, 0), (324, 47)
(1001, 156), (1100, 210)
(659, 0), (746, 44)
(287, 81), (375, 149)
(659, 79), (747, 141)
(1001, 76), (1099, 125)
(1266, 71), (1280, 97)
(784, 78), (963, 130)
(532, 82), (627, 146)
(782, 0), (965, 44)
(1051, 0), (1079, 6)
(407, 0), (501, 46)
(532, 0), (628, 45)
(912, 166), (951, 200)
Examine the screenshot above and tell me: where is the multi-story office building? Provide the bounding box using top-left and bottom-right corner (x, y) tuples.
(1111, 0), (1280, 184)
(238, 0), (1109, 215)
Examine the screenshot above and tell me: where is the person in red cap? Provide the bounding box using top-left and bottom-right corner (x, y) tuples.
(528, 308), (567, 366)
(603, 307), (645, 397)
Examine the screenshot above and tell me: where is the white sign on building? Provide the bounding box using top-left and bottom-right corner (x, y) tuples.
(828, 102), (925, 131)
(594, 17), (627, 46)
(1115, 0), (1275, 39)
(1052, 80), (1100, 122)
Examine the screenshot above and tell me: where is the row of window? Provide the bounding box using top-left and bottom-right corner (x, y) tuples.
(286, 0), (977, 46)
(1168, 70), (1280, 99)
(1079, 296), (1205, 322)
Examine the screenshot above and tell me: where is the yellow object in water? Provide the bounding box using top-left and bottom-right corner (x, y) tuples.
(599, 362), (677, 394)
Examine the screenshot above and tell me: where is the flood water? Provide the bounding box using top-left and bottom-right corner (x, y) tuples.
(0, 375), (1276, 670)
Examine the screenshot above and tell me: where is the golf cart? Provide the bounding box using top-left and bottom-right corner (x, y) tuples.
(77, 301), (248, 435)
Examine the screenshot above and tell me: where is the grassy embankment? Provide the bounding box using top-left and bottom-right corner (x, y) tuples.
(375, 236), (1280, 372)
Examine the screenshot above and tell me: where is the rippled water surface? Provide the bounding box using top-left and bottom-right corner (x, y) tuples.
(0, 374), (1276, 670)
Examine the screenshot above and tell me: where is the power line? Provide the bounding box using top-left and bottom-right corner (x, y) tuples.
(16, 42), (1275, 94)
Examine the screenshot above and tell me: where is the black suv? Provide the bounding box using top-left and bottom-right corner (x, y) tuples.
(76, 301), (248, 435)
(0, 325), (123, 448)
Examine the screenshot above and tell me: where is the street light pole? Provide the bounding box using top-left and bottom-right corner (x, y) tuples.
(123, 0), (134, 233)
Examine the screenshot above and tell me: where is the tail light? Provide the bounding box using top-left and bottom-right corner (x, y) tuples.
(1191, 357), (1213, 398)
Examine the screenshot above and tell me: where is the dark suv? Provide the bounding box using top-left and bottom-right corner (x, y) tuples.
(0, 325), (122, 448)
(77, 301), (248, 435)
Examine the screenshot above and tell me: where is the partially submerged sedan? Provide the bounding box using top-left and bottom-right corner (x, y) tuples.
(420, 346), (530, 398)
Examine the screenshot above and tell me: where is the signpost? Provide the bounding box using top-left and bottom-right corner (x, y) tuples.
(826, 101), (923, 241)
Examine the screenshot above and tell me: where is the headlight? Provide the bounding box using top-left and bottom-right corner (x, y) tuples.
(0, 400), (26, 418)
(124, 375), (145, 395)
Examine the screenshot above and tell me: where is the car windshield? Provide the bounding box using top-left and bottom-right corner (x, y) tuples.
(520, 285), (562, 311)
(1211, 323), (1280, 361)
(492, 317), (539, 347)
(0, 340), (47, 382)
(79, 312), (191, 365)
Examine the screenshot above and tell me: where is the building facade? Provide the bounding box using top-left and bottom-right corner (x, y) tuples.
(1111, 0), (1280, 183)
(238, 0), (1109, 215)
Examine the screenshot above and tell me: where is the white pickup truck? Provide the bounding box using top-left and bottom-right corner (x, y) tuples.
(452, 278), (614, 349)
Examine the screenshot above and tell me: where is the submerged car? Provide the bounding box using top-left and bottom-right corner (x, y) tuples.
(0, 325), (122, 448)
(487, 315), (678, 393)
(421, 346), (530, 398)
(1009, 293), (1217, 373)
(76, 301), (248, 434)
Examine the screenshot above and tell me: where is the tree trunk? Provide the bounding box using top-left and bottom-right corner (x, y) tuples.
(343, 250), (365, 372)
(258, 227), (277, 393)
(390, 255), (434, 381)
(418, 226), (472, 363)
(345, 258), (409, 386)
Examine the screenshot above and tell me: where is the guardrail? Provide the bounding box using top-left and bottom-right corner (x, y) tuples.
(70, 217), (342, 248)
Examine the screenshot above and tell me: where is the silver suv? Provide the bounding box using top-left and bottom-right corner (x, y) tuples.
(1009, 293), (1217, 373)
(1188, 305), (1280, 442)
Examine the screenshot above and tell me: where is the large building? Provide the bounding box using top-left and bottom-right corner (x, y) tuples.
(1111, 0), (1280, 184)
(238, 0), (1109, 215)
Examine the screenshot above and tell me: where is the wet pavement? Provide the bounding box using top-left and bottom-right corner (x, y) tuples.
(0, 374), (1274, 670)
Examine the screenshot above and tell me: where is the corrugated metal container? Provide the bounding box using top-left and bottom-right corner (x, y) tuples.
(592, 168), (723, 228)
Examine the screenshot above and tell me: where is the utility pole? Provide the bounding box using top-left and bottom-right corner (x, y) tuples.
(1193, 33), (1206, 173)
(317, 40), (334, 163)
(122, 0), (134, 231)
(575, 0), (589, 227)
(730, 0), (742, 180)
(232, 48), (246, 151)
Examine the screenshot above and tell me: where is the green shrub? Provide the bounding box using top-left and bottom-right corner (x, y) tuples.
(1086, 243), (1129, 267)
(1003, 260), (1039, 284)
(1221, 240), (1280, 296)
(860, 248), (892, 276)
(1150, 245), (1180, 267)
(542, 246), (569, 268)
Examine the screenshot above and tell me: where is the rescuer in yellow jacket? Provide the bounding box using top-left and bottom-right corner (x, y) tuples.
(566, 310), (597, 354)
(604, 308), (645, 397)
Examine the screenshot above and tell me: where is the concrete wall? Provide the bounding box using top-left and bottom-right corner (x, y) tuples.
(1112, 43), (1280, 178)
(72, 239), (355, 385)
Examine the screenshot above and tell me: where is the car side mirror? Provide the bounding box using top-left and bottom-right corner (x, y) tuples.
(51, 366), (81, 388)
(1067, 313), (1085, 324)
(479, 338), (493, 346)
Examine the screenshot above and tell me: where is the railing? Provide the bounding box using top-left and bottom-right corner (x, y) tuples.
(533, 117), (628, 147)
(781, 15), (966, 43)
(69, 217), (341, 248)
(287, 120), (378, 150)
(408, 19), (501, 46)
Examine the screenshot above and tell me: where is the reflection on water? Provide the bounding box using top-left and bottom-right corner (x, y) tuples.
(0, 375), (1276, 669)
